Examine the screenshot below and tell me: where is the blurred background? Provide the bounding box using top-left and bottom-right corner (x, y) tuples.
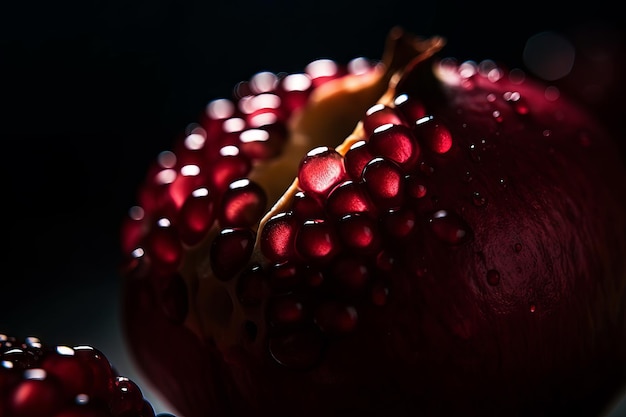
(1, 0), (625, 415)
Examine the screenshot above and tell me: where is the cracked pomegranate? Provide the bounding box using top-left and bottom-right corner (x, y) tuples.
(0, 334), (178, 417)
(120, 28), (626, 417)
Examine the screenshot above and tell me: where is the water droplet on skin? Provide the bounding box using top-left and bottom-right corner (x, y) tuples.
(492, 110), (503, 122)
(486, 269), (501, 286)
(462, 171), (473, 183)
(529, 304), (537, 313)
(472, 191), (487, 207)
(469, 143), (481, 163)
(514, 243), (523, 252)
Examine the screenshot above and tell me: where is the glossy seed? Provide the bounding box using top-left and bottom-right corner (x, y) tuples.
(361, 157), (405, 209)
(428, 210), (473, 245)
(298, 146), (346, 197)
(260, 212), (298, 263)
(219, 179), (267, 228)
(210, 228), (256, 280)
(368, 124), (420, 171)
(295, 219), (340, 264)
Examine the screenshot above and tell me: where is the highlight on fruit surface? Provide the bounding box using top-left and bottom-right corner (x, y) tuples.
(0, 333), (178, 417)
(119, 26), (626, 417)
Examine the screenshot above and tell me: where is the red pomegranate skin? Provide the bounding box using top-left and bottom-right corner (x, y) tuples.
(121, 40), (626, 417)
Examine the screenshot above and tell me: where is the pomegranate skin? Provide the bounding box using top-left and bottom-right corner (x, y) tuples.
(120, 36), (626, 417)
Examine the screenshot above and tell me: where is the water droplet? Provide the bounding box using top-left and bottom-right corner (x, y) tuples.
(529, 304), (536, 313)
(428, 210), (473, 245)
(492, 110), (503, 123)
(469, 143), (481, 163)
(462, 170), (473, 183)
(472, 191), (487, 207)
(486, 269), (500, 286)
(514, 243), (523, 253)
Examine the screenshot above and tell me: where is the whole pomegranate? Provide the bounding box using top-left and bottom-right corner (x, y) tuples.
(119, 28), (626, 417)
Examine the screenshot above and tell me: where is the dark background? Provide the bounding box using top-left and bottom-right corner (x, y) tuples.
(1, 1), (625, 415)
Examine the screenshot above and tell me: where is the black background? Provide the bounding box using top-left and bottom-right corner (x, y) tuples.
(1, 1), (625, 415)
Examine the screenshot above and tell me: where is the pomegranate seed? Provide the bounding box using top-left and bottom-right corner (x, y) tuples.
(236, 264), (268, 308)
(146, 220), (183, 271)
(314, 302), (358, 333)
(298, 146), (346, 198)
(277, 73), (313, 113)
(368, 124), (420, 171)
(109, 376), (145, 416)
(290, 191), (325, 221)
(167, 163), (208, 210)
(177, 188), (216, 246)
(382, 207), (417, 239)
(268, 261), (302, 292)
(218, 179), (267, 228)
(344, 140), (374, 180)
(239, 124), (287, 160)
(330, 256), (371, 293)
(268, 327), (324, 370)
(393, 93), (427, 123)
(260, 212), (298, 263)
(361, 157), (405, 209)
(268, 295), (306, 327)
(405, 174), (428, 200)
(210, 228), (256, 281)
(415, 116), (454, 154)
(206, 148), (251, 193)
(295, 219), (340, 264)
(362, 103), (408, 137)
(337, 213), (381, 254)
(40, 347), (90, 399)
(72, 345), (115, 401)
(428, 210), (473, 245)
(326, 180), (374, 219)
(9, 373), (64, 417)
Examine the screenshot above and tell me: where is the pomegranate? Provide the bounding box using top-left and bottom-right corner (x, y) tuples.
(0, 333), (178, 417)
(119, 28), (626, 417)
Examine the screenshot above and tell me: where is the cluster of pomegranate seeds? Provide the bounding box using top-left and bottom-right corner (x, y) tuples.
(0, 334), (176, 417)
(119, 57), (380, 341)
(120, 48), (585, 373)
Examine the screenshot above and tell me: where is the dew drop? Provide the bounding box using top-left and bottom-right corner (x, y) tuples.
(472, 191), (487, 207)
(469, 143), (481, 163)
(486, 269), (500, 286)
